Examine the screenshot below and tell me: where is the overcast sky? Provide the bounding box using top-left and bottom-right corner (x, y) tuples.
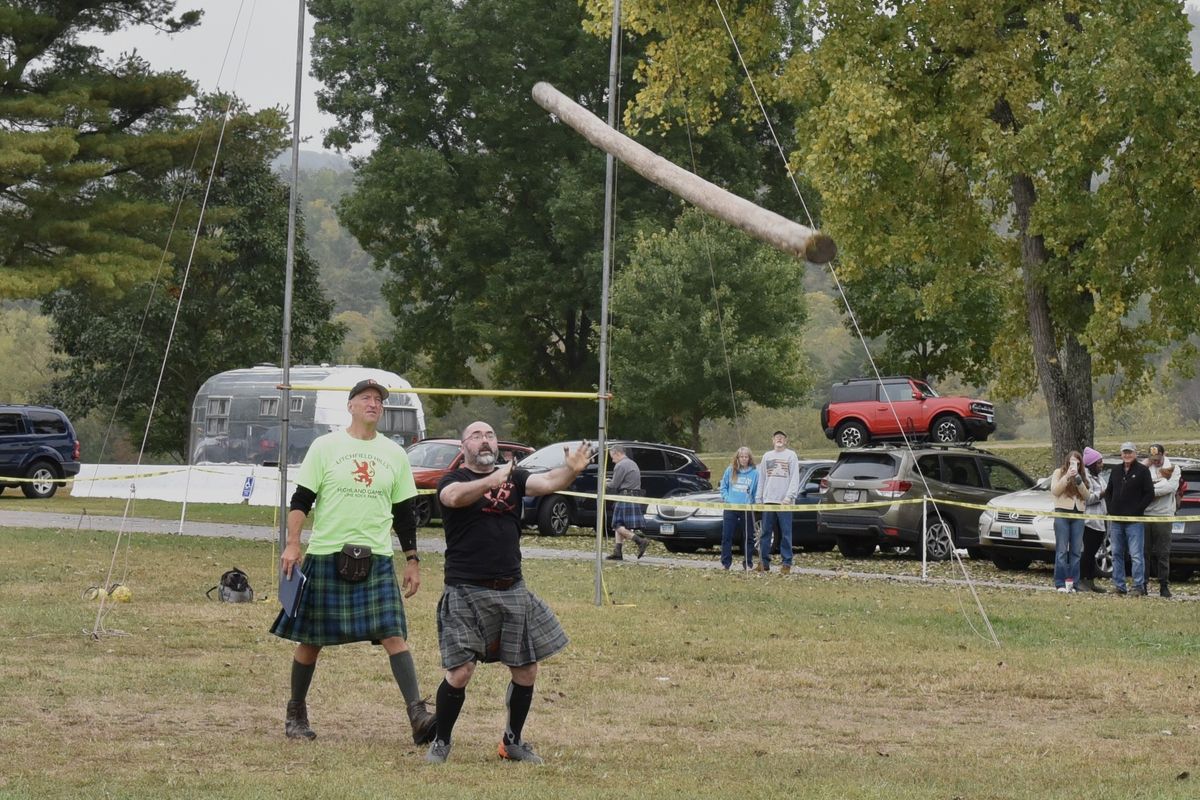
(93, 0), (1200, 157)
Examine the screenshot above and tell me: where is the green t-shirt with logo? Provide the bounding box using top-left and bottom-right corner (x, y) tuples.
(297, 430), (417, 556)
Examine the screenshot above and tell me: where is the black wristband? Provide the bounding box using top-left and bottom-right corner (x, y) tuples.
(406, 554), (420, 563)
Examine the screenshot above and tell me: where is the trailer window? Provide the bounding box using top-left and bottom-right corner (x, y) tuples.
(206, 397), (231, 434)
(290, 396), (304, 413)
(382, 407), (417, 433)
(259, 397), (279, 417)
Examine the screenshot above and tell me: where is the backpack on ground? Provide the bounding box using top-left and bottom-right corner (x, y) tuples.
(207, 567), (255, 603)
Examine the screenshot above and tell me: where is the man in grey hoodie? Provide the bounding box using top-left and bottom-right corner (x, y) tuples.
(1143, 443), (1180, 598)
(755, 430), (800, 574)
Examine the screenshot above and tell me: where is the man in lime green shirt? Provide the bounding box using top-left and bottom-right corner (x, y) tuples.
(270, 378), (435, 746)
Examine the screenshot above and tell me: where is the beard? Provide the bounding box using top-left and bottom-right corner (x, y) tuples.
(474, 449), (496, 467)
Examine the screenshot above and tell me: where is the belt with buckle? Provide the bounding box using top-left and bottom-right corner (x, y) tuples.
(464, 577), (520, 591)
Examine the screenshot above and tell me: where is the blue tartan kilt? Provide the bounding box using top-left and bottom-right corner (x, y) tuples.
(609, 498), (643, 530)
(269, 553), (408, 646)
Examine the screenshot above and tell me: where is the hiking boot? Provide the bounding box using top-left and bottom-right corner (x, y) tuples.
(606, 543), (624, 561)
(634, 534), (649, 559)
(426, 738), (451, 764)
(407, 698), (437, 745)
(285, 700), (316, 741)
(498, 738), (545, 764)
(1160, 581), (1172, 599)
(780, 565), (791, 576)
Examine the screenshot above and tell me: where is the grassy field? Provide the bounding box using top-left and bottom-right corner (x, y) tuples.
(2, 527), (1199, 799)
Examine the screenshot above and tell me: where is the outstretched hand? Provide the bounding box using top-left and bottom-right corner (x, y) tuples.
(565, 440), (594, 473)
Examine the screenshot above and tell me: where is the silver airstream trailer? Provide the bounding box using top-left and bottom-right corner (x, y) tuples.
(189, 365), (426, 465)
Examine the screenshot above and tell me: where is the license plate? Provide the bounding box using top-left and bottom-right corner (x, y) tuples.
(1001, 525), (1019, 539)
(1172, 522), (1185, 534)
(842, 490), (860, 503)
(660, 523), (674, 535)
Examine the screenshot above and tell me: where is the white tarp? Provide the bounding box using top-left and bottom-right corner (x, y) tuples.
(70, 463), (297, 506)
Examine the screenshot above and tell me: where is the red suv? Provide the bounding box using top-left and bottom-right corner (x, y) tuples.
(405, 437), (534, 526)
(821, 377), (995, 449)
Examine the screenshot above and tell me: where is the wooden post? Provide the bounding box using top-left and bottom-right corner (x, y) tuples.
(532, 81), (836, 264)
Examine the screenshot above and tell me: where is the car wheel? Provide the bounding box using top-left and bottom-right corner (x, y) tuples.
(923, 518), (955, 561)
(21, 461), (60, 499)
(412, 497), (434, 528)
(990, 552), (1033, 571)
(663, 542), (700, 554)
(835, 421), (869, 449)
(1169, 566), (1195, 582)
(931, 415), (966, 443)
(836, 536), (876, 558)
(537, 495), (571, 536)
(1095, 534), (1113, 579)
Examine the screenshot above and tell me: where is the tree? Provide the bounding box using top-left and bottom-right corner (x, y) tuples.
(0, 0), (207, 298)
(43, 100), (344, 460)
(308, 0), (814, 442)
(606, 1), (1200, 461)
(610, 210), (811, 449)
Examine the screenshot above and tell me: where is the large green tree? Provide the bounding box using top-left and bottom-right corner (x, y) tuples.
(0, 0), (207, 297)
(44, 100), (344, 460)
(605, 0), (1200, 460)
(611, 209), (811, 449)
(308, 0), (813, 442)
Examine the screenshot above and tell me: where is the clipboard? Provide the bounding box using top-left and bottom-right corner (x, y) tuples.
(278, 567), (307, 617)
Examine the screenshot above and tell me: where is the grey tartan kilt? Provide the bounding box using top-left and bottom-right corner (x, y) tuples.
(436, 581), (569, 669)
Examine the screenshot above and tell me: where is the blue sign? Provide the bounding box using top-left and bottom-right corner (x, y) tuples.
(242, 476), (255, 499)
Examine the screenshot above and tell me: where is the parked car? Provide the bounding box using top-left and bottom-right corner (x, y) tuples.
(821, 376), (995, 448)
(978, 457), (1200, 580)
(641, 460), (836, 553)
(406, 437), (534, 527)
(817, 444), (1034, 560)
(519, 440), (711, 536)
(0, 404), (81, 499)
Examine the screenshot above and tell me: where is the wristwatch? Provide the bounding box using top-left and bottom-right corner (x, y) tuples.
(406, 554), (420, 563)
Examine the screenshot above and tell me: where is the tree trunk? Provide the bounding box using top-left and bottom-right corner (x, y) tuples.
(690, 413), (702, 453)
(1011, 174), (1095, 465)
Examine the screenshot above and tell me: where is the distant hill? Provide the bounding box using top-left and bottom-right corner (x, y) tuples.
(271, 148), (354, 174)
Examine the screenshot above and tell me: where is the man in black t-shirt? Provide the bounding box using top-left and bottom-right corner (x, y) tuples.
(427, 421), (592, 765)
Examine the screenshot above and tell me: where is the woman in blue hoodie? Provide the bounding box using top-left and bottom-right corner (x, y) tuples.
(720, 447), (759, 570)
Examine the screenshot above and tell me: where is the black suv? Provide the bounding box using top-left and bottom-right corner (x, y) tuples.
(519, 440), (712, 535)
(0, 405), (81, 498)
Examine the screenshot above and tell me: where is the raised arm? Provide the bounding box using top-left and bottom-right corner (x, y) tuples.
(439, 460), (515, 508)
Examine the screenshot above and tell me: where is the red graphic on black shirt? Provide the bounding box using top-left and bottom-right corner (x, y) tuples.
(351, 459), (375, 487)
(483, 481), (517, 515)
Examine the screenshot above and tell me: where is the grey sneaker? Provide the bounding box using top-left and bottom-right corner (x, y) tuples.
(498, 738), (544, 764)
(426, 739), (451, 764)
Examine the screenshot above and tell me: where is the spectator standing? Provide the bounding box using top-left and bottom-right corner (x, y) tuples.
(754, 431), (800, 575)
(1103, 442), (1155, 596)
(605, 445), (650, 561)
(1078, 447), (1108, 593)
(1049, 450), (1090, 592)
(719, 447), (759, 571)
(1143, 443), (1180, 598)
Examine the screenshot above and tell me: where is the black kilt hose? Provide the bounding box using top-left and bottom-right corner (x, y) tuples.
(270, 553), (408, 645)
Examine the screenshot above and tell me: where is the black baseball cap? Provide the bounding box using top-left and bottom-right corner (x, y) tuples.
(349, 378), (388, 401)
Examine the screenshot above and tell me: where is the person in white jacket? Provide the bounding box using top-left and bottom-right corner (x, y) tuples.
(754, 431), (800, 574)
(1143, 443), (1180, 598)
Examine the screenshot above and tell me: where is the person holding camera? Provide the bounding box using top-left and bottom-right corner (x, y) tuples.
(1050, 450), (1091, 592)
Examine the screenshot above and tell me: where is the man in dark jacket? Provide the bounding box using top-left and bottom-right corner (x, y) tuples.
(1103, 442), (1155, 595)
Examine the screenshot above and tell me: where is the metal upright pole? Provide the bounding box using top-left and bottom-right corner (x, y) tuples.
(278, 0), (305, 589)
(594, 0), (622, 607)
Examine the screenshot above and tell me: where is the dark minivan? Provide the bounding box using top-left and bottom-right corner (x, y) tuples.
(0, 405), (81, 498)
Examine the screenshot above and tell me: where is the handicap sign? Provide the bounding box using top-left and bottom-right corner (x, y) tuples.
(242, 476), (255, 499)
